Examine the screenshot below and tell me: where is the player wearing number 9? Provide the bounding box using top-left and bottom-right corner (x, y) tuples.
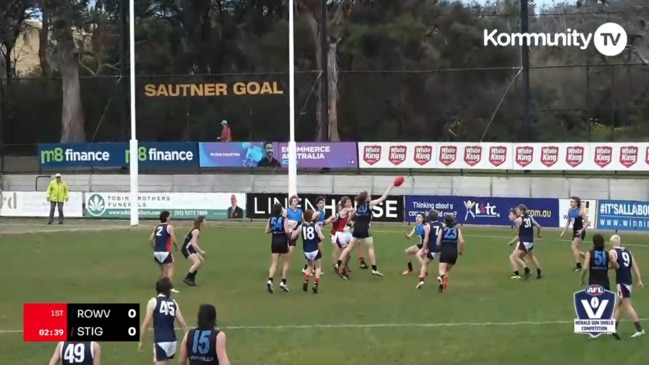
(48, 341), (100, 365)
(179, 304), (230, 365)
(609, 235), (646, 338)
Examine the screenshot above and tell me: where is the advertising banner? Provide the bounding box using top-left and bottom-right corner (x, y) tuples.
(357, 142), (649, 171)
(38, 142), (199, 169)
(0, 191), (84, 217)
(558, 199), (598, 229)
(198, 142), (358, 168)
(596, 200), (649, 232)
(84, 192), (246, 219)
(246, 193), (404, 222)
(404, 195), (559, 227)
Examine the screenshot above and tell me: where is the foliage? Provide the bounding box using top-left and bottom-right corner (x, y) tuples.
(0, 0), (648, 147)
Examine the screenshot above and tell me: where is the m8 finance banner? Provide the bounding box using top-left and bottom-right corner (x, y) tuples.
(597, 200), (649, 232)
(246, 193), (404, 222)
(38, 142), (198, 169)
(198, 142), (358, 168)
(357, 142), (649, 171)
(84, 192), (246, 219)
(404, 195), (559, 227)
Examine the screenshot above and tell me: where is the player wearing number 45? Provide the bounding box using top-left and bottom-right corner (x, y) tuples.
(139, 277), (189, 364)
(48, 341), (100, 365)
(179, 304), (231, 365)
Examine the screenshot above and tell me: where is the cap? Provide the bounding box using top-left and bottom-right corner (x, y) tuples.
(55, 173), (61, 178)
(220, 120), (228, 125)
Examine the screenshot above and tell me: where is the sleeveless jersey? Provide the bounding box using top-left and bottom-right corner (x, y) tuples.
(427, 221), (444, 252)
(269, 216), (285, 235)
(186, 329), (220, 365)
(182, 228), (200, 251)
(154, 223), (172, 252)
(441, 227), (459, 248)
(60, 341), (93, 365)
(316, 208), (326, 226)
(519, 214), (534, 243)
(614, 247), (633, 285)
(302, 222), (319, 252)
(286, 207), (303, 222)
(335, 214), (349, 233)
(355, 202), (372, 225)
(588, 248), (610, 285)
(569, 208), (583, 232)
(415, 223), (427, 246)
(153, 295), (177, 343)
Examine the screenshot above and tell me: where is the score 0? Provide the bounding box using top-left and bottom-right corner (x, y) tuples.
(68, 303), (140, 342)
(127, 307), (138, 338)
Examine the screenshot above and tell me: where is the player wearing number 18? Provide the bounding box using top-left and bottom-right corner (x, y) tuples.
(179, 304), (230, 365)
(301, 210), (325, 294)
(609, 235), (645, 338)
(48, 341), (100, 365)
(139, 277), (189, 364)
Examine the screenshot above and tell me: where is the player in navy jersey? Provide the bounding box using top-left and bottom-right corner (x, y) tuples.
(182, 216), (207, 287)
(139, 277), (188, 364)
(580, 234), (617, 291)
(266, 203), (291, 293)
(302, 196), (327, 275)
(507, 205), (543, 280)
(336, 182), (396, 277)
(150, 211), (180, 293)
(416, 210), (444, 289)
(284, 196), (303, 277)
(179, 304), (230, 365)
(609, 235), (645, 338)
(301, 209), (325, 293)
(436, 214), (465, 293)
(560, 196), (590, 271)
(48, 341), (100, 365)
(403, 213), (429, 275)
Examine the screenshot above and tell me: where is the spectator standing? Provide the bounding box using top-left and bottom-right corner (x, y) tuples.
(218, 120), (232, 142)
(46, 173), (69, 225)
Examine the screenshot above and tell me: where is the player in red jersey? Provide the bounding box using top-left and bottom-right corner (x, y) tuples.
(325, 196), (366, 278)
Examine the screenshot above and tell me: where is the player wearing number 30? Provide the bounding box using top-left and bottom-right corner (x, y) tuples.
(302, 209), (325, 294)
(48, 341), (100, 365)
(179, 304), (230, 365)
(609, 235), (645, 338)
(139, 277), (189, 365)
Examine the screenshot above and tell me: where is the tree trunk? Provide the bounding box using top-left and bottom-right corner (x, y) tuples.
(39, 1), (51, 76)
(327, 42), (340, 141)
(301, 10), (325, 141)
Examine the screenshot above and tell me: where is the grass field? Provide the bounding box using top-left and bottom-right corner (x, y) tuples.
(0, 219), (647, 364)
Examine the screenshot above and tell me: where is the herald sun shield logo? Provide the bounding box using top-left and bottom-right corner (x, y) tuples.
(573, 284), (616, 338)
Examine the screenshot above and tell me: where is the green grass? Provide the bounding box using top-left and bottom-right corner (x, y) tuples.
(1, 220), (647, 364)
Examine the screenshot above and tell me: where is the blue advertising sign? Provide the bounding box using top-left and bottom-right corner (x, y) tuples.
(38, 142), (199, 168)
(597, 200), (649, 231)
(404, 195), (559, 227)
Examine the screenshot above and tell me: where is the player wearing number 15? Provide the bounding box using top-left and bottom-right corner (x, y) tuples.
(301, 210), (325, 294)
(139, 277), (189, 365)
(48, 341), (100, 365)
(179, 304), (230, 365)
(609, 235), (645, 338)
(150, 211), (180, 293)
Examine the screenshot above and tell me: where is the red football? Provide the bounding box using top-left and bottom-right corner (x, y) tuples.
(394, 176), (405, 187)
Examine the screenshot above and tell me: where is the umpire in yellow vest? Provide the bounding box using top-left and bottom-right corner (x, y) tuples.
(46, 173), (69, 225)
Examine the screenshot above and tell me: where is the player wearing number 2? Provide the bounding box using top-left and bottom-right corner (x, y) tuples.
(48, 341), (100, 365)
(609, 235), (645, 338)
(507, 205), (542, 280)
(151, 211), (180, 293)
(179, 304), (230, 365)
(139, 277), (189, 365)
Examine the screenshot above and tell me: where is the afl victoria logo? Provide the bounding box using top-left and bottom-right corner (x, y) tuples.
(87, 194), (106, 216)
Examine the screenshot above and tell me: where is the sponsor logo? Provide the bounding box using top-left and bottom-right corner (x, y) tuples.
(489, 145), (507, 167)
(86, 194), (107, 217)
(573, 284), (616, 338)
(40, 147), (111, 164)
(439, 145), (457, 166)
(619, 145), (638, 168)
(593, 146), (612, 168)
(540, 146), (559, 167)
(463, 200), (499, 221)
(515, 146), (533, 167)
(566, 146), (585, 168)
(389, 145), (407, 166)
(362, 145), (381, 166)
(463, 145), (482, 166)
(413, 145), (433, 166)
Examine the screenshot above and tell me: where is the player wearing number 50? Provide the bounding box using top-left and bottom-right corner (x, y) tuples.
(609, 235), (645, 338)
(139, 277), (189, 364)
(179, 304), (230, 365)
(48, 341), (100, 365)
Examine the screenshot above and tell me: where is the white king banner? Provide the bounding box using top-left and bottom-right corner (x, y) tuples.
(573, 285), (616, 338)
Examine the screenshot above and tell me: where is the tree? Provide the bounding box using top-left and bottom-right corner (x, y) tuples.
(0, 0), (36, 79)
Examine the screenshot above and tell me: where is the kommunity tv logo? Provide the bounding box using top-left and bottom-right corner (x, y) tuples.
(483, 22), (628, 57)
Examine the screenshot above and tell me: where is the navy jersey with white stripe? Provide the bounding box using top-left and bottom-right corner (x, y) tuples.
(518, 214), (534, 243)
(301, 223), (319, 252)
(60, 341), (93, 365)
(427, 222), (444, 252)
(615, 247), (633, 285)
(186, 329), (219, 365)
(153, 295), (177, 342)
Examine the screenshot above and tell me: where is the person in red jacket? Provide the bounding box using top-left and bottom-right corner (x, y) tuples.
(218, 120), (232, 142)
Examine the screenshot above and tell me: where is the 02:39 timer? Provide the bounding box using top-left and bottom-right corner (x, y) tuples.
(39, 328), (64, 336)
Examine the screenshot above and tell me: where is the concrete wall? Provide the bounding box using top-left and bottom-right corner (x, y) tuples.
(2, 174), (647, 200)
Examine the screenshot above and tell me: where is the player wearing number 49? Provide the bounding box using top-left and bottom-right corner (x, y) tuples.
(139, 277), (189, 364)
(48, 341), (100, 365)
(179, 304), (230, 365)
(609, 235), (645, 338)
